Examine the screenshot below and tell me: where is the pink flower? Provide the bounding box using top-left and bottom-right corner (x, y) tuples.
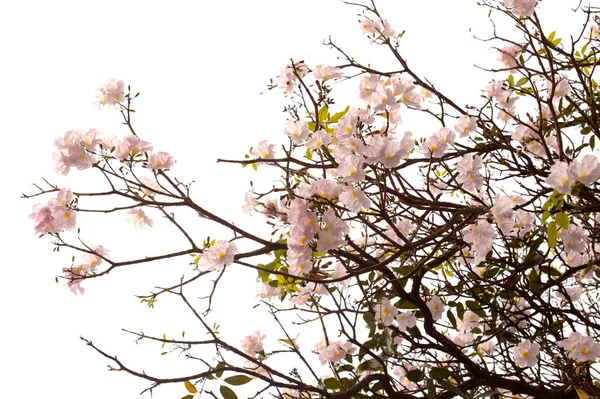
(251, 141), (276, 159)
(374, 298), (398, 326)
(427, 296), (444, 321)
(313, 65), (344, 81)
(396, 312), (416, 332)
(30, 189), (77, 234)
(127, 208), (153, 229)
(283, 120), (309, 145)
(558, 332), (600, 362)
(546, 161), (573, 194)
(570, 154), (600, 186)
(316, 340), (355, 364)
(478, 340), (497, 355)
(146, 151), (175, 170)
(116, 135), (154, 160)
(393, 362), (418, 390)
(504, 0), (537, 17)
(95, 79), (125, 106)
(339, 185), (370, 213)
(241, 330), (266, 356)
(453, 331), (475, 347)
(513, 340), (539, 367)
(198, 240), (238, 271)
(547, 78), (571, 99)
(462, 219), (496, 264)
(53, 129), (101, 175)
(454, 115), (478, 137)
(497, 43), (522, 70)
(456, 154), (484, 191)
(457, 310), (481, 332)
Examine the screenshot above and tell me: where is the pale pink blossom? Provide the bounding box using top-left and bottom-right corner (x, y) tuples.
(310, 179), (342, 201)
(339, 185), (370, 212)
(306, 130), (332, 150)
(127, 208), (153, 229)
(146, 151), (174, 170)
(462, 220), (496, 264)
(561, 224), (588, 253)
(95, 78), (125, 106)
(360, 18), (380, 35)
(116, 135), (154, 160)
(456, 154), (484, 191)
(504, 0), (537, 17)
(546, 161), (573, 194)
(513, 340), (539, 367)
(316, 340), (355, 364)
(278, 62), (308, 93)
(497, 43), (522, 70)
(453, 331), (475, 347)
(313, 65), (344, 81)
(555, 286), (583, 302)
(454, 115), (478, 137)
(457, 310), (481, 332)
(198, 240), (237, 271)
(335, 154), (366, 182)
(427, 296), (444, 320)
(478, 340), (497, 354)
(393, 362), (418, 390)
(570, 154), (600, 186)
(374, 298), (398, 326)
(251, 141), (276, 159)
(284, 120), (309, 145)
(30, 189), (77, 234)
(558, 332), (600, 362)
(53, 129), (101, 175)
(396, 312), (416, 332)
(241, 330), (266, 356)
(547, 78), (571, 99)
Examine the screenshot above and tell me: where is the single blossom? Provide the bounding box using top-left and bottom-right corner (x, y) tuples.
(116, 135), (154, 160)
(251, 140), (276, 159)
(513, 340), (539, 367)
(146, 151), (175, 170)
(374, 298), (398, 326)
(396, 312), (416, 332)
(241, 330), (266, 356)
(312, 65), (344, 81)
(427, 295), (444, 320)
(198, 240), (238, 271)
(128, 208), (153, 229)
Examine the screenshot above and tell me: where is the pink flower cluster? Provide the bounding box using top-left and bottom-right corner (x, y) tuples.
(492, 194), (534, 237)
(54, 129), (101, 175)
(504, 0), (537, 17)
(558, 332), (600, 362)
(63, 246), (108, 295)
(30, 189), (77, 234)
(462, 219), (496, 264)
(95, 78), (125, 106)
(315, 339), (355, 364)
(546, 155), (600, 194)
(241, 330), (266, 356)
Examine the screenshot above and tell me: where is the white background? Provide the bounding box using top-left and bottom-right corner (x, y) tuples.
(0, 1), (583, 398)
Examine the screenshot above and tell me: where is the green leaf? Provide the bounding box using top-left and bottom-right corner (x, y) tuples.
(516, 77), (528, 86)
(184, 380), (197, 394)
(406, 369), (425, 383)
(430, 367), (452, 381)
(328, 106), (350, 124)
(438, 379), (465, 397)
(305, 148), (313, 160)
(552, 38), (562, 46)
(220, 385), (238, 399)
(182, 396), (194, 399)
(308, 121), (316, 132)
(591, 135), (596, 151)
(547, 221), (558, 248)
(397, 300), (418, 309)
(224, 375), (252, 386)
(323, 377), (341, 390)
(555, 212), (569, 230)
(318, 105), (329, 125)
(447, 309), (457, 329)
(215, 362), (226, 378)
(547, 31), (556, 42)
(427, 378), (436, 399)
(251, 163), (257, 171)
(507, 74), (515, 86)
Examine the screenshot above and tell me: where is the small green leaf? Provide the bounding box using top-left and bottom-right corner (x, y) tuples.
(181, 395), (194, 399)
(552, 38), (562, 46)
(224, 375), (252, 386)
(555, 212), (569, 230)
(318, 105), (329, 125)
(516, 77), (528, 86)
(215, 362), (226, 378)
(547, 31), (556, 42)
(507, 74), (515, 86)
(447, 310), (457, 329)
(220, 385), (238, 399)
(547, 221), (558, 248)
(306, 148), (313, 160)
(591, 135), (596, 150)
(184, 380), (197, 394)
(328, 106), (350, 124)
(251, 163), (258, 171)
(430, 367), (452, 381)
(438, 379), (465, 397)
(324, 377), (341, 390)
(406, 369), (425, 383)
